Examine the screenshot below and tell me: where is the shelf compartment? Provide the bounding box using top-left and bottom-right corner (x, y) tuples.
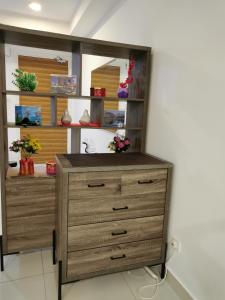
(3, 91), (144, 102)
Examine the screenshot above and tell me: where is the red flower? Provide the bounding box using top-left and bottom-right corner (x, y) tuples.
(118, 142), (124, 149)
(124, 139), (130, 145)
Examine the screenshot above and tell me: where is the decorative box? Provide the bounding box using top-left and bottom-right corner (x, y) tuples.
(46, 161), (56, 175)
(50, 75), (77, 95)
(15, 105), (42, 126)
(104, 110), (125, 127)
(90, 87), (106, 97)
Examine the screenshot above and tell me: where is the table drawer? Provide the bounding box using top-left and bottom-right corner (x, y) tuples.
(68, 215), (164, 251)
(69, 172), (120, 198)
(67, 238), (162, 279)
(7, 214), (55, 252)
(121, 169), (167, 196)
(68, 192), (165, 226)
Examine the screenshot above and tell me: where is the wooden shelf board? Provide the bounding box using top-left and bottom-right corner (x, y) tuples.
(6, 123), (143, 130)
(3, 91), (144, 102)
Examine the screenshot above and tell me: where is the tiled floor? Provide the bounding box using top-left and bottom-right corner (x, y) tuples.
(0, 249), (181, 300)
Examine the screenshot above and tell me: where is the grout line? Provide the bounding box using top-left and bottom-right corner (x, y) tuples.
(41, 250), (47, 300)
(120, 272), (138, 300)
(0, 273), (44, 285)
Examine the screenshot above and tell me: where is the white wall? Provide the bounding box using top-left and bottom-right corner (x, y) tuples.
(93, 1), (225, 299)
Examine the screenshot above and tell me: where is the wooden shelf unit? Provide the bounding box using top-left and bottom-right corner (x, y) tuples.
(0, 24), (151, 254)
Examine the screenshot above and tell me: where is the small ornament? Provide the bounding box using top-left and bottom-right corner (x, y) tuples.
(61, 109), (72, 125)
(79, 109), (90, 125)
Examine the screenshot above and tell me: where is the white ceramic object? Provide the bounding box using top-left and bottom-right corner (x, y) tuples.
(79, 109), (90, 125)
(61, 109), (72, 125)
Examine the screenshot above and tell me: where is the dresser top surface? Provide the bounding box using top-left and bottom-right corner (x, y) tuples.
(56, 153), (172, 172)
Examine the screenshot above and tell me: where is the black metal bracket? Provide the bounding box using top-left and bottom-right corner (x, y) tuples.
(0, 236), (4, 272)
(52, 230), (56, 265)
(160, 243), (168, 279)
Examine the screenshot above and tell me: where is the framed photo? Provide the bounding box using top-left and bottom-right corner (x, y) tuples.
(50, 75), (77, 94)
(15, 105), (42, 126)
(104, 110), (125, 127)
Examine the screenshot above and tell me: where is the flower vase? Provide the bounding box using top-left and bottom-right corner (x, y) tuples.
(117, 87), (128, 98)
(19, 158), (34, 176)
(19, 158), (29, 176)
(28, 158), (34, 175)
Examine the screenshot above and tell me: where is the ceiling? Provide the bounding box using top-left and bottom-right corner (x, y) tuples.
(0, 0), (80, 22)
(0, 0), (127, 36)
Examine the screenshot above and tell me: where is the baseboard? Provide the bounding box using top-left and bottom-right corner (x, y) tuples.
(167, 269), (194, 300)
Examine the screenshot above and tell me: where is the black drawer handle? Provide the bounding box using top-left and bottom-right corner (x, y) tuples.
(112, 206), (128, 211)
(88, 183), (105, 188)
(110, 254), (126, 260)
(138, 180), (154, 184)
(111, 230), (127, 236)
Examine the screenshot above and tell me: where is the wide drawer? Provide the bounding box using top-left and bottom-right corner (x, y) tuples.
(7, 214), (55, 252)
(69, 171), (120, 198)
(121, 169), (167, 196)
(67, 238), (162, 279)
(68, 192), (165, 226)
(68, 215), (164, 251)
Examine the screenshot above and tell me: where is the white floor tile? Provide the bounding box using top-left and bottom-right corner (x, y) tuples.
(0, 251), (43, 283)
(44, 271), (135, 300)
(122, 268), (181, 300)
(0, 275), (45, 300)
(41, 249), (56, 274)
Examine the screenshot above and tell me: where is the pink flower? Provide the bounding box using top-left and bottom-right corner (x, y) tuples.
(114, 136), (120, 142)
(118, 142), (124, 149)
(124, 139), (130, 145)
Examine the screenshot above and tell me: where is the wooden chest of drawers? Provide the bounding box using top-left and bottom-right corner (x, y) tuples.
(56, 153), (172, 283)
(5, 169), (56, 253)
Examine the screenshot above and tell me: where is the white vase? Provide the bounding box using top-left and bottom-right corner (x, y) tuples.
(61, 109), (72, 125)
(79, 109), (90, 125)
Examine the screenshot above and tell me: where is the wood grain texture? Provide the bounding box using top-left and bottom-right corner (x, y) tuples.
(5, 176), (56, 252)
(67, 238), (162, 280)
(121, 169), (167, 195)
(69, 171), (121, 198)
(68, 215), (164, 251)
(7, 214), (55, 252)
(68, 192), (165, 226)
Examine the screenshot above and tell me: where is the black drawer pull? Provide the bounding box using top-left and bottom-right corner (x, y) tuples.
(88, 183), (105, 188)
(112, 206), (128, 211)
(110, 254), (126, 260)
(138, 180), (154, 184)
(111, 230), (127, 236)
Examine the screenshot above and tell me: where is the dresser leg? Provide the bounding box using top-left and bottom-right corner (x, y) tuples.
(160, 243), (168, 279)
(52, 230), (56, 265)
(0, 236), (4, 272)
(58, 260), (62, 300)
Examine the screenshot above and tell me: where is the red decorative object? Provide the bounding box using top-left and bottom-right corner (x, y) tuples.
(46, 161), (56, 176)
(90, 87), (106, 97)
(19, 158), (34, 176)
(119, 57), (136, 89)
(58, 121), (101, 127)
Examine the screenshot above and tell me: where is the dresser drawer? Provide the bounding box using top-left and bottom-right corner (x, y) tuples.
(68, 215), (164, 251)
(69, 172), (120, 198)
(68, 192), (165, 226)
(121, 169), (167, 196)
(67, 238), (162, 279)
(7, 214), (55, 252)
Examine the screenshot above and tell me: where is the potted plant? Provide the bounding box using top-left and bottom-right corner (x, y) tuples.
(108, 136), (130, 153)
(9, 135), (41, 175)
(12, 69), (38, 91)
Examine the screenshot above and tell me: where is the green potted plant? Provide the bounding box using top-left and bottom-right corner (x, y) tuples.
(12, 69), (38, 91)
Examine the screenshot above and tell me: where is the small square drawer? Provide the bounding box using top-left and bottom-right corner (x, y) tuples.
(69, 171), (121, 199)
(121, 169), (167, 196)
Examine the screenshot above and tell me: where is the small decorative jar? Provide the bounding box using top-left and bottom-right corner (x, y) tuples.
(46, 161), (56, 176)
(90, 87), (106, 97)
(61, 109), (72, 125)
(117, 87), (128, 98)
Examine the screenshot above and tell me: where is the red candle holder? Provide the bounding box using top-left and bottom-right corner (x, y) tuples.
(46, 161), (56, 175)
